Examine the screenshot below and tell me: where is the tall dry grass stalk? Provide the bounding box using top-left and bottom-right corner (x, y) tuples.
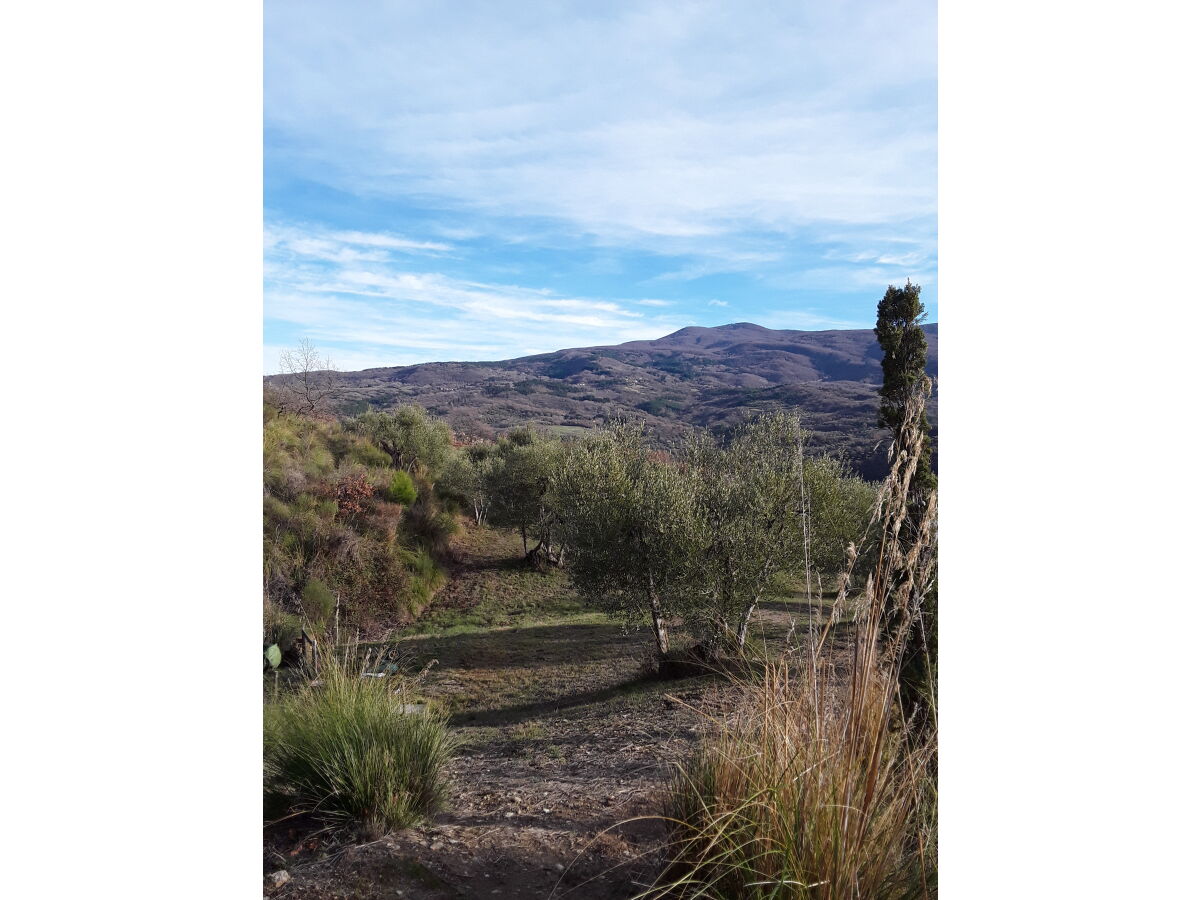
(649, 377), (937, 899)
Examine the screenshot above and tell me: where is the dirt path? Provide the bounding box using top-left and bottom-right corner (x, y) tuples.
(266, 526), (814, 899)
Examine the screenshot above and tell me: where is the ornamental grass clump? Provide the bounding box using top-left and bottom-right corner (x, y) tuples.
(264, 646), (455, 838)
(655, 653), (935, 899)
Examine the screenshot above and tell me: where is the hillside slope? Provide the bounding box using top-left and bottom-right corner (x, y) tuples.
(270, 323), (937, 479)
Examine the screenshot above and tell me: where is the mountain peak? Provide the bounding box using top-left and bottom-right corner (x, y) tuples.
(663, 322), (767, 339)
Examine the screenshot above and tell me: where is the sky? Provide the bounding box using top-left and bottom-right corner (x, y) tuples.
(264, 0), (936, 373)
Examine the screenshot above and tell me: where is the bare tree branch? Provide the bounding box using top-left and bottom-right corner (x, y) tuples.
(278, 339), (338, 416)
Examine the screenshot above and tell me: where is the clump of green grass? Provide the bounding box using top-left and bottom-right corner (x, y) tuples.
(264, 604), (304, 650)
(405, 491), (460, 559)
(264, 648), (456, 838)
(395, 546), (447, 618)
(348, 440), (392, 469)
(300, 578), (336, 624)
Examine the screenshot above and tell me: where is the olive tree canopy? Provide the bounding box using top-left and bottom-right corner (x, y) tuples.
(552, 422), (704, 659)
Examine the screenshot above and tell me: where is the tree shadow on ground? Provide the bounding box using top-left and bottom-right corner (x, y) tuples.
(447, 671), (715, 729)
(757, 597), (829, 616)
(397, 622), (651, 673)
(449, 553), (532, 575)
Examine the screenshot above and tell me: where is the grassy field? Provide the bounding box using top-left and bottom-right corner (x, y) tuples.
(394, 527), (606, 637)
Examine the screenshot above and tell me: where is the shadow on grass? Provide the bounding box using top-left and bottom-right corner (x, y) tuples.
(447, 673), (683, 728)
(757, 597), (830, 616)
(397, 622), (649, 673)
(450, 552), (531, 575)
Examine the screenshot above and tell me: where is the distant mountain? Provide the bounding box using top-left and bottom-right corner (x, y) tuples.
(270, 323), (937, 480)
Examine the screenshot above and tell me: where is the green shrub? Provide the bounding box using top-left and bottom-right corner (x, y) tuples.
(301, 578), (336, 624)
(263, 654), (455, 836)
(387, 470), (418, 505)
(350, 441), (392, 469)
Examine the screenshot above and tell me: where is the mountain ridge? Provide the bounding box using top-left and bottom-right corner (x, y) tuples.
(269, 322), (937, 479)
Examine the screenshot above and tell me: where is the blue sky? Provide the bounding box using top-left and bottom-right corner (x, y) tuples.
(264, 1), (936, 373)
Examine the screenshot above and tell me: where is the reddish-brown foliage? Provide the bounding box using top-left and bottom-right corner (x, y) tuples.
(332, 472), (375, 522)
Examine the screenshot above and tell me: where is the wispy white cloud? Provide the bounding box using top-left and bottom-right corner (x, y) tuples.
(265, 1), (936, 249)
(264, 222), (691, 372)
(265, 224), (453, 262)
(329, 230), (452, 253)
(708, 299), (729, 307)
(651, 250), (787, 282)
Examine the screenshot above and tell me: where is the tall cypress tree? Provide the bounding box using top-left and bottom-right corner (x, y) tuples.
(875, 280), (937, 732)
(875, 280), (935, 494)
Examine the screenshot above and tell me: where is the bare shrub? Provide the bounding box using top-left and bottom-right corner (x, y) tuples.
(277, 339), (339, 417)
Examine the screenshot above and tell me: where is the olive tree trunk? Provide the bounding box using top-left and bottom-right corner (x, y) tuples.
(648, 593), (670, 658)
(735, 604), (755, 649)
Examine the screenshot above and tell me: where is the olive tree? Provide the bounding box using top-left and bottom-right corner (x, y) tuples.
(687, 413), (808, 650)
(439, 443), (499, 526)
(686, 413), (878, 652)
(486, 428), (564, 562)
(552, 422), (704, 660)
(352, 406), (453, 477)
(802, 455), (879, 577)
